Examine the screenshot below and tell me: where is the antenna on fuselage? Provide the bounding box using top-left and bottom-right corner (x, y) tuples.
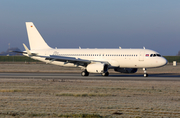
(143, 47), (145, 49)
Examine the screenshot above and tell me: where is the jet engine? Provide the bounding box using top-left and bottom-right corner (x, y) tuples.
(114, 68), (138, 73)
(86, 63), (108, 73)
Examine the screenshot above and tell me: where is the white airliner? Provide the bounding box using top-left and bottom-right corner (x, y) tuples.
(22, 22), (167, 77)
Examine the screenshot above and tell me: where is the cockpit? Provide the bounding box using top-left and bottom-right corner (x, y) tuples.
(150, 54), (161, 57)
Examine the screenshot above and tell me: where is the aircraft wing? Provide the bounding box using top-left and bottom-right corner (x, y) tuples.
(44, 55), (109, 66)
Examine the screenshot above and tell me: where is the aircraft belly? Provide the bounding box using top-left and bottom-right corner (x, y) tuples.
(109, 59), (119, 67)
(119, 59), (153, 68)
(119, 60), (159, 68)
(119, 58), (138, 68)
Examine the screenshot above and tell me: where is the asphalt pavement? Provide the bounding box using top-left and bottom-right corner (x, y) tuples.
(0, 73), (180, 81)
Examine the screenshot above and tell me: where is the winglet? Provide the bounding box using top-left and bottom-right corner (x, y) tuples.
(23, 43), (32, 56)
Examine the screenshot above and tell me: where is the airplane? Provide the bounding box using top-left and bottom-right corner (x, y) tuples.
(22, 22), (167, 77)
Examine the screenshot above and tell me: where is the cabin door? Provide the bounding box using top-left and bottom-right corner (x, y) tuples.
(139, 51), (144, 61)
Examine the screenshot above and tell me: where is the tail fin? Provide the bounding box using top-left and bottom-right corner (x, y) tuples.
(25, 22), (51, 50)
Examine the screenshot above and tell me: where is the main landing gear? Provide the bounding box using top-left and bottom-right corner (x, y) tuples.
(101, 72), (109, 76)
(81, 70), (109, 76)
(81, 70), (89, 76)
(143, 68), (148, 77)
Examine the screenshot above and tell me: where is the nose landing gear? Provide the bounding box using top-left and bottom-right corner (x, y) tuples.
(143, 68), (148, 77)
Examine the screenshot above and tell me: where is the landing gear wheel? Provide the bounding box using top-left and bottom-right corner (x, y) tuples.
(102, 72), (109, 76)
(143, 68), (148, 77)
(144, 73), (148, 77)
(81, 71), (89, 76)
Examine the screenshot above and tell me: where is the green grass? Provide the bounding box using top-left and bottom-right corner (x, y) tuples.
(0, 56), (39, 62)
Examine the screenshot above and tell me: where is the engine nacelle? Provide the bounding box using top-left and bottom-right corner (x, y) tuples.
(86, 63), (108, 73)
(114, 68), (138, 73)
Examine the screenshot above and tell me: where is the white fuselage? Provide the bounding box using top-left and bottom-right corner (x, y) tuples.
(27, 48), (167, 68)
(23, 22), (168, 76)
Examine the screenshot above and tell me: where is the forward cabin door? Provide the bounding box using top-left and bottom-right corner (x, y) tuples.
(139, 51), (144, 61)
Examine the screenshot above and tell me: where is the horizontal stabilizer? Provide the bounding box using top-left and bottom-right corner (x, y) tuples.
(11, 50), (27, 54)
(23, 43), (37, 56)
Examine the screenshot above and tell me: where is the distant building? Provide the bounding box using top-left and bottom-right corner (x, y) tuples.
(177, 51), (180, 56)
(0, 47), (23, 56)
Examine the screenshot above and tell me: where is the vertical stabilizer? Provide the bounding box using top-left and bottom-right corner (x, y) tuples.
(26, 22), (51, 50)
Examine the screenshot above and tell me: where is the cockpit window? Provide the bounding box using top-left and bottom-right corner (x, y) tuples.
(157, 54), (161, 57)
(150, 54), (161, 57)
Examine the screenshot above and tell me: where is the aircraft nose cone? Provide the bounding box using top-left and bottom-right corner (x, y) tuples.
(161, 57), (168, 66)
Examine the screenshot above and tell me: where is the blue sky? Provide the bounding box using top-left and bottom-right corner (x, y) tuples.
(0, 0), (180, 55)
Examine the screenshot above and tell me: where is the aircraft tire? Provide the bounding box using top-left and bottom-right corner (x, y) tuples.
(102, 72), (109, 76)
(144, 73), (148, 77)
(81, 71), (89, 76)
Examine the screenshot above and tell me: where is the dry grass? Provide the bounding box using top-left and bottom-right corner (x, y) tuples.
(55, 93), (115, 97)
(0, 78), (180, 117)
(0, 63), (180, 117)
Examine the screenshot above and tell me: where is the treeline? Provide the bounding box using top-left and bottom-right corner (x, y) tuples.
(0, 56), (179, 63)
(163, 56), (180, 63)
(0, 56), (39, 62)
